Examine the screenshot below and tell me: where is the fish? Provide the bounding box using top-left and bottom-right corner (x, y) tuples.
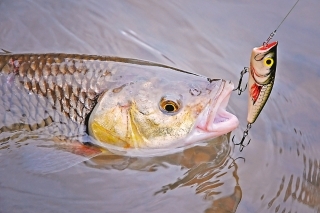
(247, 41), (278, 123)
(0, 53), (239, 172)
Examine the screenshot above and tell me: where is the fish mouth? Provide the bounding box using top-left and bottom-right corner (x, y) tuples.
(189, 80), (239, 143)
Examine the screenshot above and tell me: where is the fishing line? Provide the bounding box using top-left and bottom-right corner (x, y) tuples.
(263, 0), (300, 46)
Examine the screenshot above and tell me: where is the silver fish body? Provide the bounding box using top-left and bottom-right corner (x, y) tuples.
(0, 53), (238, 151)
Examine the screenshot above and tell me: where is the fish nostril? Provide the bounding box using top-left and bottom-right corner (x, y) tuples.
(189, 88), (201, 96)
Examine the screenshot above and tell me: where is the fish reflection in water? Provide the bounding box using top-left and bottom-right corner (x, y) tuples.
(85, 134), (242, 213)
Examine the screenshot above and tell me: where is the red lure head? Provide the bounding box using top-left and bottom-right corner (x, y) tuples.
(257, 41), (278, 51)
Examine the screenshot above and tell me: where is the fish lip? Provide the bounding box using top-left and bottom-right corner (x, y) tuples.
(194, 80), (239, 137)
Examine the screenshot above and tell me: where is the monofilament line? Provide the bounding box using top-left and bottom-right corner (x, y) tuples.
(276, 0), (300, 31)
(263, 0), (300, 46)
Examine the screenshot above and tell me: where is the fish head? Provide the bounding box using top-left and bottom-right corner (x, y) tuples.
(88, 68), (238, 149)
(250, 41), (278, 85)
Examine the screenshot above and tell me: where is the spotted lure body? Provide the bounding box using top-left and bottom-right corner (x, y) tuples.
(247, 41), (278, 123)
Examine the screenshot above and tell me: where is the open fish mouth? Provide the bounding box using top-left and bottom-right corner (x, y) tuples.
(189, 80), (239, 143)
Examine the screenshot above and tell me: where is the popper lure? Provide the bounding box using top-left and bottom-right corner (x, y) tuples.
(233, 0), (299, 151)
(233, 42), (277, 151)
(247, 41), (277, 124)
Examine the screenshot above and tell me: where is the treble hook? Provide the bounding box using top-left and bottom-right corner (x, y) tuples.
(232, 123), (252, 151)
(233, 67), (249, 95)
(228, 156), (246, 169)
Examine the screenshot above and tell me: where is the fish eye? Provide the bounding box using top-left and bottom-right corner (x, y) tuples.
(264, 58), (274, 67)
(159, 96), (181, 115)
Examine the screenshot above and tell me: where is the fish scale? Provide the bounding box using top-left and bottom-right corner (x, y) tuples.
(250, 83), (273, 121)
(0, 54), (115, 138)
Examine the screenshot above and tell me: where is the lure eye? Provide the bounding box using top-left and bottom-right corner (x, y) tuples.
(264, 58), (274, 67)
(159, 95), (182, 115)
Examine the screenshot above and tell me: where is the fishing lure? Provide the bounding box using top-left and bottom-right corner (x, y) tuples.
(233, 42), (277, 151)
(233, 0), (299, 151)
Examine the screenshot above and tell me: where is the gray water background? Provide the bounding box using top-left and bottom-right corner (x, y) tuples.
(0, 0), (320, 212)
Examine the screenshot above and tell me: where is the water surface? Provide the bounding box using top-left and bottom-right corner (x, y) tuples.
(0, 0), (320, 212)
